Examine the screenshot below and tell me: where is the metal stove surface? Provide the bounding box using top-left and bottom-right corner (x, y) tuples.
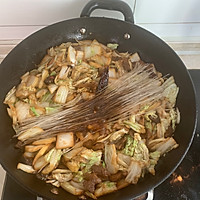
(2, 70), (200, 200)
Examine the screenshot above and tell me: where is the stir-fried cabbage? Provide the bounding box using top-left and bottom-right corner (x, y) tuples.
(4, 39), (181, 199)
(123, 135), (138, 157)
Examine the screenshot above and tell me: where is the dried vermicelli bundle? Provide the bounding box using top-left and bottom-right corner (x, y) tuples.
(17, 63), (164, 141)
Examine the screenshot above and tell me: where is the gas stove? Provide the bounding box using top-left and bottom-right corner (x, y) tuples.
(2, 69), (200, 200)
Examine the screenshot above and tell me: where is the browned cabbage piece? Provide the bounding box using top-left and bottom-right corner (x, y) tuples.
(94, 181), (117, 197)
(61, 182), (84, 196)
(15, 101), (31, 122)
(3, 39), (181, 199)
(148, 137), (178, 155)
(105, 144), (119, 174)
(117, 152), (131, 168)
(125, 160), (143, 184)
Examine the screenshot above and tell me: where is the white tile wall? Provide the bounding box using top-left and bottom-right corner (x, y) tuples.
(0, 0), (200, 41)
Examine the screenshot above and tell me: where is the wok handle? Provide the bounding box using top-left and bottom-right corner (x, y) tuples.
(80, 0), (134, 24)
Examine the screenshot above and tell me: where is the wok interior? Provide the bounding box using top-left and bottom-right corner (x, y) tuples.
(0, 17), (196, 200)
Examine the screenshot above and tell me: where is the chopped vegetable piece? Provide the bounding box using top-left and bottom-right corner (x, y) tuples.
(54, 85), (68, 104)
(124, 120), (146, 134)
(17, 163), (36, 174)
(109, 128), (128, 142)
(32, 137), (56, 145)
(59, 66), (70, 79)
(25, 145), (44, 153)
(3, 86), (16, 104)
(41, 91), (54, 102)
(163, 77), (179, 106)
(125, 160), (143, 184)
(81, 92), (95, 100)
(148, 151), (161, 175)
(23, 151), (36, 158)
(18, 127), (44, 141)
(80, 149), (102, 172)
(42, 149), (62, 174)
(54, 173), (73, 183)
(26, 75), (39, 88)
(30, 107), (40, 117)
(36, 89), (48, 99)
(61, 182), (84, 196)
(32, 144), (50, 165)
(123, 135), (137, 157)
(48, 84), (58, 94)
(107, 43), (119, 50)
(84, 44), (102, 59)
(15, 101), (31, 122)
(94, 181), (117, 197)
(105, 144), (119, 174)
(148, 137), (178, 155)
(52, 169), (71, 174)
(67, 46), (77, 64)
(130, 52), (140, 62)
(76, 51), (84, 63)
(33, 156), (48, 171)
(109, 68), (118, 79)
(66, 160), (80, 172)
(133, 135), (149, 163)
(50, 71), (57, 76)
(63, 147), (84, 161)
(56, 132), (74, 149)
(176, 107), (181, 124)
(45, 107), (59, 114)
(34, 148), (54, 171)
(117, 179), (130, 190)
(117, 152), (131, 168)
(156, 138), (178, 155)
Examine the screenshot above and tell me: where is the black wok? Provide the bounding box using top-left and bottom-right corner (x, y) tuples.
(0, 0), (197, 199)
